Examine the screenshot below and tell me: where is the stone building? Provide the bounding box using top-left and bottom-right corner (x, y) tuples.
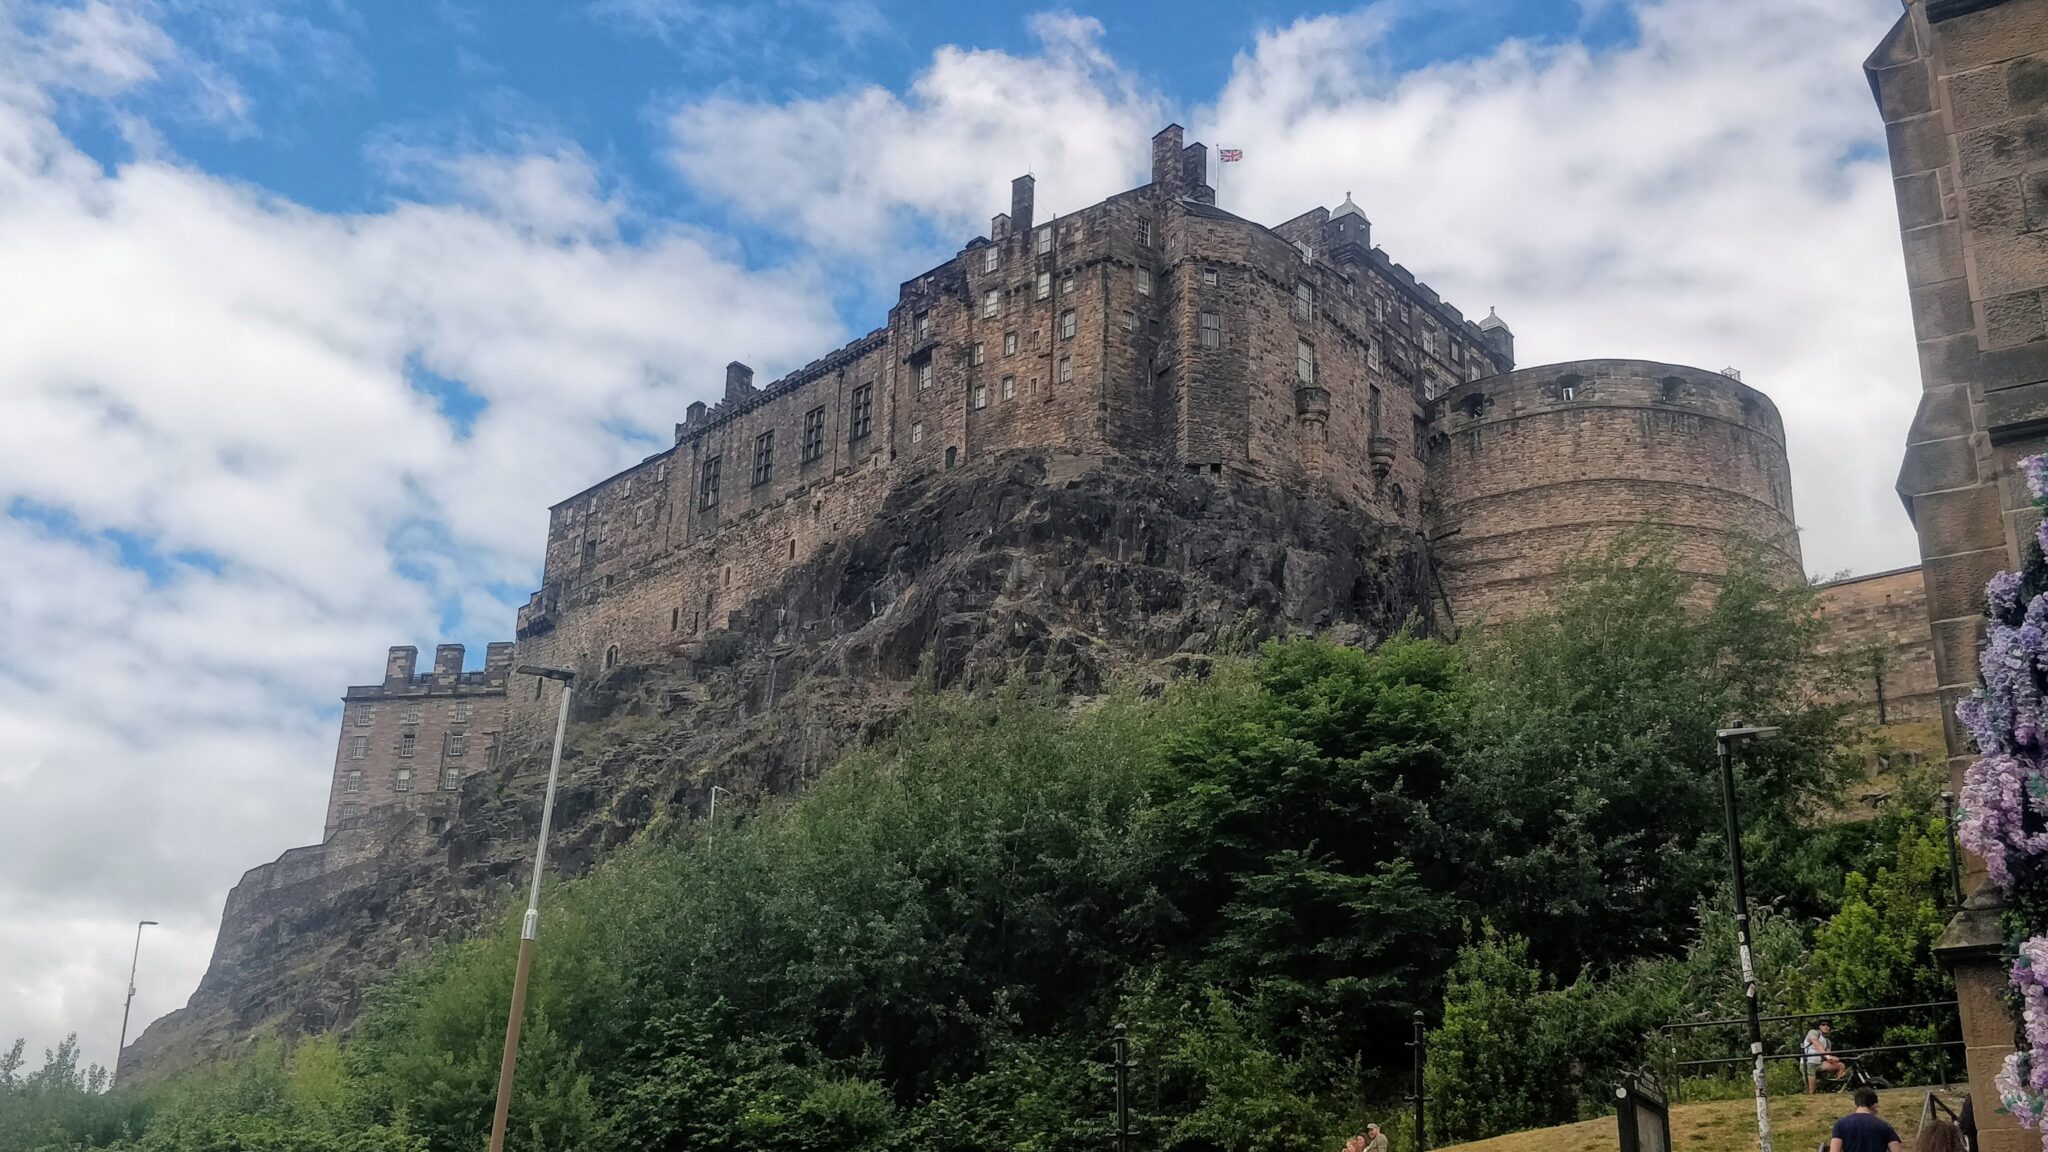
(320, 642), (514, 839)
(1870, 1), (2048, 1147)
(1815, 566), (1944, 728)
(507, 124), (1803, 738)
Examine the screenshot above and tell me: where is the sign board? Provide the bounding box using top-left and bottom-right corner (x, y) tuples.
(1616, 1072), (1671, 1152)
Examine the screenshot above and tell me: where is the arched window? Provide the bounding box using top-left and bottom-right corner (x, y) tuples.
(605, 645), (619, 670)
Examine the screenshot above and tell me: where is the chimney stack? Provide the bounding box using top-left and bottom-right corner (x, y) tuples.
(1151, 125), (1185, 195)
(1181, 141), (1212, 204)
(724, 361), (755, 403)
(433, 644), (465, 680)
(1011, 175), (1035, 237)
(384, 645), (418, 686)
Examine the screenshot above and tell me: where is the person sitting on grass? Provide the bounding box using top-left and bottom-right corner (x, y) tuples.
(1804, 1018), (1847, 1093)
(1830, 1088), (1902, 1152)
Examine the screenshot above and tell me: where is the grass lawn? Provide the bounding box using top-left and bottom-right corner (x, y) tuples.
(1438, 1088), (1959, 1152)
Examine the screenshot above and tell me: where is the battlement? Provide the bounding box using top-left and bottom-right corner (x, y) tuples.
(348, 641), (516, 698)
(324, 640), (514, 839)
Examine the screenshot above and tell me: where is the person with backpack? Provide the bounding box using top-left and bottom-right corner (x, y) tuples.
(1804, 1018), (1847, 1093)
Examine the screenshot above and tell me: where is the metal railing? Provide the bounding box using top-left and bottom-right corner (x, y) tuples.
(1655, 1001), (1961, 1102)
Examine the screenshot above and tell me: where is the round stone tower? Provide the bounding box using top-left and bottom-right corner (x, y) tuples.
(1428, 359), (1802, 625)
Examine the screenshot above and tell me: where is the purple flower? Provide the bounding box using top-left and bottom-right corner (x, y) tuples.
(1995, 572), (2026, 618)
(2025, 454), (2048, 501)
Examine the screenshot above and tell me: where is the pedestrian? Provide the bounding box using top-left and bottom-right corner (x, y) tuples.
(1365, 1124), (1387, 1152)
(1829, 1088), (1902, 1152)
(1805, 1018), (1846, 1094)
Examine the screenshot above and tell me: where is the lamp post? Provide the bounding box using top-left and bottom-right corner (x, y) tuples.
(709, 784), (729, 825)
(1716, 724), (1779, 1152)
(487, 665), (576, 1152)
(111, 919), (157, 1089)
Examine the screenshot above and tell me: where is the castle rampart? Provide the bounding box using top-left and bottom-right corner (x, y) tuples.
(1427, 360), (1803, 624)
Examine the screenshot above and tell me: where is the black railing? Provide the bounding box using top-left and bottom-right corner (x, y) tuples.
(1655, 1001), (1961, 1102)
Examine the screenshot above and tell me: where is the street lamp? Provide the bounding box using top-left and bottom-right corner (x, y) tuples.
(111, 919), (157, 1089)
(487, 665), (576, 1152)
(709, 784), (729, 825)
(1716, 724), (1779, 1152)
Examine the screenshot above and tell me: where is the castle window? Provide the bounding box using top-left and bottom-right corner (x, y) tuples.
(983, 289), (999, 318)
(1369, 385), (1382, 433)
(1343, 278), (1355, 300)
(440, 766), (459, 791)
(341, 801), (358, 821)
(724, 567), (732, 586)
(1120, 310), (1135, 332)
(350, 736), (366, 760)
(1199, 311), (1221, 349)
(803, 406), (825, 462)
(1002, 375), (1015, 400)
(671, 607), (681, 632)
(533, 677), (543, 700)
(946, 446), (958, 469)
(400, 732), (415, 757)
(353, 707), (371, 727)
(1035, 272), (1051, 300)
(1202, 267), (1218, 286)
(700, 456), (721, 508)
(1559, 383), (1577, 401)
(634, 506), (645, 526)
(849, 384), (873, 442)
(656, 463), (666, 483)
(912, 421), (924, 443)
(582, 539), (597, 564)
(1295, 340), (1315, 385)
(485, 733), (500, 768)
(1059, 310), (1076, 340)
(395, 766), (411, 792)
(915, 311), (930, 340)
(405, 703), (421, 725)
(983, 246), (999, 273)
(1413, 415), (1428, 460)
(446, 732), (466, 756)
(1421, 328), (1436, 356)
(973, 382), (988, 410)
(604, 644), (620, 669)
(1057, 356), (1073, 384)
(1136, 268), (1152, 296)
(788, 539), (796, 559)
(917, 361), (933, 391)
(1294, 280), (1314, 321)
(753, 431), (773, 485)
(1295, 240), (1312, 263)
(1368, 341), (1382, 373)
(1061, 274), (1075, 296)
(1137, 217), (1151, 246)
(623, 478), (632, 497)
(344, 771), (360, 793)
(454, 700), (471, 724)
(1035, 226), (1052, 255)
(1004, 331), (1017, 356)
(971, 342), (985, 366)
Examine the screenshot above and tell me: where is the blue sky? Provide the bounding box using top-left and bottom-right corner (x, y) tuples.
(0, 0), (1915, 1072)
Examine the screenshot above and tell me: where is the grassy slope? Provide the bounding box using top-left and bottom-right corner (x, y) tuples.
(1440, 1088), (1960, 1152)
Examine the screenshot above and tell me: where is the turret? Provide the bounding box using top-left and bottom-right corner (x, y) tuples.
(1478, 307), (1514, 370)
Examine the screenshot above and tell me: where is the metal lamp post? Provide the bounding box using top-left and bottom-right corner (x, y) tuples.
(111, 918), (157, 1089)
(487, 665), (575, 1152)
(1716, 724), (1779, 1152)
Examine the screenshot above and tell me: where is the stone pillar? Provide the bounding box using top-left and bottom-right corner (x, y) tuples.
(1873, 4), (2048, 1147)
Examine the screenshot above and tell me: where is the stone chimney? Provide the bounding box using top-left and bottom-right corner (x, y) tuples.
(990, 211), (1010, 242)
(1181, 141), (1212, 203)
(1151, 124), (1185, 196)
(384, 645), (418, 686)
(433, 644), (465, 680)
(1011, 175), (1034, 237)
(484, 642), (515, 674)
(724, 362), (755, 403)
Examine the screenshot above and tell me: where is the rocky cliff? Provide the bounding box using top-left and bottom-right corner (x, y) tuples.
(123, 453), (1441, 1080)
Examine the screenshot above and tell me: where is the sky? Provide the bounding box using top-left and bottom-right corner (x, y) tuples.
(0, 0), (1920, 1073)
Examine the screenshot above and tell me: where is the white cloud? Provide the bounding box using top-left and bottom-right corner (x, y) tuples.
(0, 3), (840, 1070)
(666, 12), (1163, 258)
(669, 0), (1918, 576)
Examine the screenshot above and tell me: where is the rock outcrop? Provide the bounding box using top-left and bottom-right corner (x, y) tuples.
(123, 453), (1439, 1079)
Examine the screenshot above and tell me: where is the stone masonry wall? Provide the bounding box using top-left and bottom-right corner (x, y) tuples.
(1815, 565), (1943, 726)
(1427, 361), (1803, 625)
(320, 643), (512, 839)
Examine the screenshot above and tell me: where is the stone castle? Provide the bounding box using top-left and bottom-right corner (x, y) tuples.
(306, 122), (1936, 837)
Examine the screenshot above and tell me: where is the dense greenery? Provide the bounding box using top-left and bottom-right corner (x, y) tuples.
(1, 545), (1951, 1151)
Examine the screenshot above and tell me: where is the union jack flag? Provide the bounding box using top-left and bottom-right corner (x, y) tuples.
(1219, 149), (1243, 162)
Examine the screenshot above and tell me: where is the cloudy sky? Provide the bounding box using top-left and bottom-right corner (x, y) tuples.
(0, 0), (1918, 1071)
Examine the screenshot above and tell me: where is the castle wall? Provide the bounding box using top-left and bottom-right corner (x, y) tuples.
(1428, 360), (1802, 624)
(321, 642), (512, 839)
(1816, 565), (1943, 725)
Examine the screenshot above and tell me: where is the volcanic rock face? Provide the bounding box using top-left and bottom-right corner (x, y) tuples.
(124, 454), (1438, 1078)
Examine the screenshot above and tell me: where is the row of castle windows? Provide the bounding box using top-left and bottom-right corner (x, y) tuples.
(352, 700), (473, 727)
(349, 731), (476, 759)
(338, 761), (464, 803)
(697, 385), (872, 510)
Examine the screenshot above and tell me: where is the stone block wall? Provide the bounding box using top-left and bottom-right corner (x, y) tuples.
(1427, 361), (1803, 625)
(1816, 566), (1943, 726)
(321, 642), (512, 839)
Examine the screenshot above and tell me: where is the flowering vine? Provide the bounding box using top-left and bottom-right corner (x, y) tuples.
(1956, 453), (2048, 1135)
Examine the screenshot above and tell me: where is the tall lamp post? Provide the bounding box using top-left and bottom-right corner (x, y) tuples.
(1717, 724), (1779, 1152)
(487, 665), (576, 1152)
(111, 918), (157, 1089)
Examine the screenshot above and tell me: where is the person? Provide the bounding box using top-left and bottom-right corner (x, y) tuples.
(1829, 1088), (1902, 1152)
(1365, 1124), (1387, 1152)
(1916, 1118), (1966, 1152)
(1804, 1018), (1847, 1093)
